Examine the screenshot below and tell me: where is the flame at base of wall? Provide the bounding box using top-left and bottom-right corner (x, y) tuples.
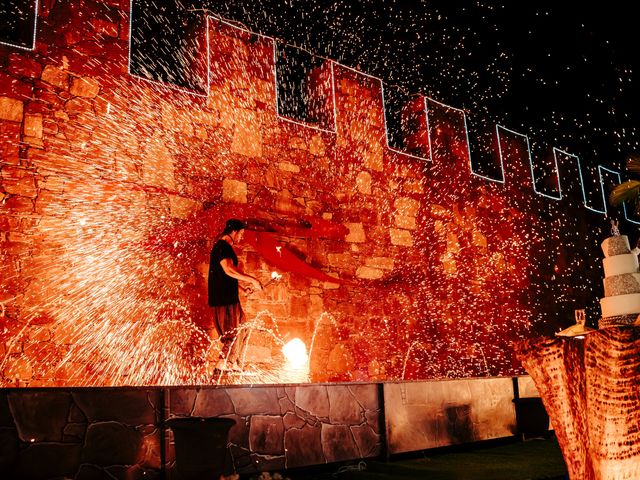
(281, 338), (309, 383)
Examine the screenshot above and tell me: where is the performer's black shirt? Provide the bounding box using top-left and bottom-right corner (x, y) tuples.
(208, 239), (239, 306)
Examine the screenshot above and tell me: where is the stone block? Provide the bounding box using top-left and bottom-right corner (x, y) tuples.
(284, 423), (324, 468)
(365, 410), (382, 434)
(81, 422), (142, 466)
(63, 422), (87, 442)
(351, 424), (381, 458)
(283, 411), (306, 431)
(389, 228), (413, 247)
(23, 341), (58, 364)
(327, 385), (364, 425)
(169, 389), (198, 416)
(70, 76), (100, 98)
(231, 110), (262, 157)
(22, 136), (44, 148)
(363, 142), (384, 171)
(90, 17), (119, 37)
(395, 214), (417, 230)
(0, 97), (23, 122)
(345, 223), (366, 243)
(139, 430), (162, 470)
(27, 326), (52, 342)
(222, 178), (248, 203)
(356, 266), (384, 280)
(65, 97), (93, 115)
(394, 197), (420, 217)
(41, 65), (69, 89)
(309, 134), (326, 156)
(226, 387), (280, 416)
(0, 72), (32, 100)
(289, 136), (306, 150)
(289, 295), (311, 318)
(356, 171), (372, 194)
(249, 415), (284, 455)
(8, 54), (42, 78)
(7, 391), (72, 441)
(168, 195), (202, 219)
(430, 203), (452, 219)
(403, 179), (424, 194)
(225, 414), (248, 449)
(321, 424), (360, 462)
(72, 390), (158, 425)
(327, 252), (353, 268)
(276, 190), (304, 214)
(142, 134), (175, 190)
(3, 354), (32, 382)
(349, 385), (380, 412)
(365, 257), (394, 270)
(2, 173), (37, 198)
(23, 113), (43, 139)
(309, 294), (324, 319)
(322, 277), (341, 290)
(295, 385), (330, 418)
(279, 395), (296, 415)
(53, 109), (69, 121)
(278, 161), (300, 173)
(191, 389), (235, 417)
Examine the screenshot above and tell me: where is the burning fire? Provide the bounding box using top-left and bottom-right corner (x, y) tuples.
(282, 338), (308, 368)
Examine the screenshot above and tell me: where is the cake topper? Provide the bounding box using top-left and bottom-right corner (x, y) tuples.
(556, 308), (595, 338)
(611, 219), (620, 236)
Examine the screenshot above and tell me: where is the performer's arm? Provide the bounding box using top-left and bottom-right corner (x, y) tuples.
(220, 259), (263, 290)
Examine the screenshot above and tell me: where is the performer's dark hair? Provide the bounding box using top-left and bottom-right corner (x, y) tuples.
(222, 218), (246, 235)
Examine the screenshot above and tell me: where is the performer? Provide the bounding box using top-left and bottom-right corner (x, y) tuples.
(208, 219), (262, 372)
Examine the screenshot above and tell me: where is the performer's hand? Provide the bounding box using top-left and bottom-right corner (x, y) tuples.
(252, 278), (263, 291)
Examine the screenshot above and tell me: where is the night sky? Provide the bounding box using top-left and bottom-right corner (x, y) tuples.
(2, 1), (637, 168)
(190, 0), (638, 170)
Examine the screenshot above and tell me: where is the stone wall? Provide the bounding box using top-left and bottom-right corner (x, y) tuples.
(0, 378), (537, 478)
(0, 384), (381, 478)
(167, 384), (382, 475)
(0, 388), (162, 479)
(0, 0), (613, 387)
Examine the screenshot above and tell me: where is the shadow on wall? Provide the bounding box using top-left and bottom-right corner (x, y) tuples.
(445, 403), (476, 444)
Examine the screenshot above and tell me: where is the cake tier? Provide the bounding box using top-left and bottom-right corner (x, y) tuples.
(598, 314), (638, 329)
(602, 235), (630, 257)
(600, 293), (640, 317)
(603, 253), (639, 277)
(604, 273), (640, 296)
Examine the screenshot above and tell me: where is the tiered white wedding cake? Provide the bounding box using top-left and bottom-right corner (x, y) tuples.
(599, 234), (640, 327)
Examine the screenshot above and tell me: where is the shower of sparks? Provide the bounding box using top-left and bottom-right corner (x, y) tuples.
(0, 0), (630, 387)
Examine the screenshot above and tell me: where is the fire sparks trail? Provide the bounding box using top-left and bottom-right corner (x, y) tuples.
(0, 1), (617, 387)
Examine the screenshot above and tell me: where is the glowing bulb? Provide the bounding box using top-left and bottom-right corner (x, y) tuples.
(271, 271), (282, 280)
(282, 338), (308, 368)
